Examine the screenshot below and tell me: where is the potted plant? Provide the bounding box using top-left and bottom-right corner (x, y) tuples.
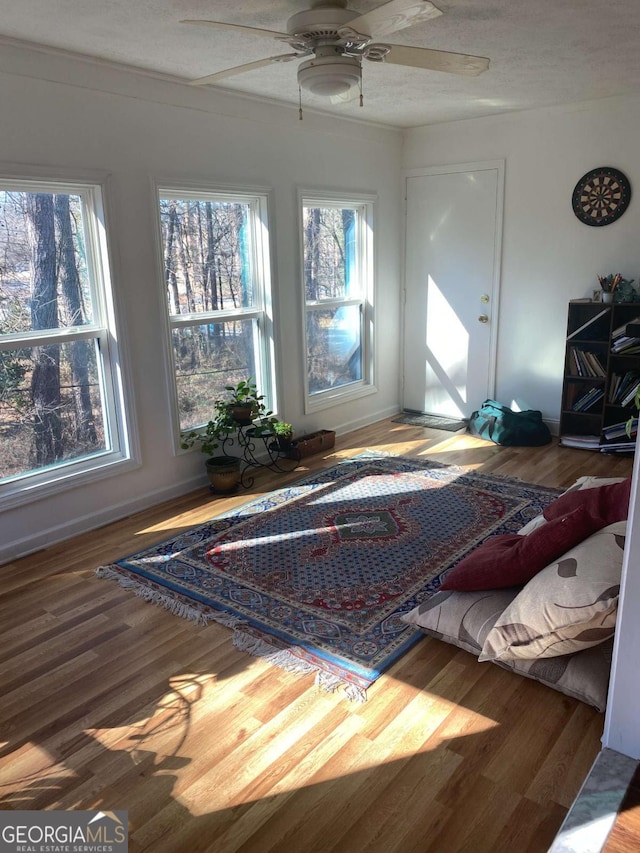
(181, 400), (241, 494)
(272, 421), (294, 450)
(224, 378), (267, 424)
(181, 379), (278, 493)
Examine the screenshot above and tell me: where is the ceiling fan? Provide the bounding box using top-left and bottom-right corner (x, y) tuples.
(181, 0), (490, 103)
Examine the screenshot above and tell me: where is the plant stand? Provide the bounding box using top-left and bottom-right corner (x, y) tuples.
(216, 425), (301, 490)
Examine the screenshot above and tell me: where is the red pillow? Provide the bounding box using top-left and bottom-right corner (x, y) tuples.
(440, 505), (606, 591)
(542, 477), (631, 525)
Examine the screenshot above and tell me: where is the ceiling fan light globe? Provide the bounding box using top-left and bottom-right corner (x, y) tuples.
(297, 54), (361, 97)
(301, 71), (352, 96)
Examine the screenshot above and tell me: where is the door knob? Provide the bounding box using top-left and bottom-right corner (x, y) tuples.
(478, 314), (489, 324)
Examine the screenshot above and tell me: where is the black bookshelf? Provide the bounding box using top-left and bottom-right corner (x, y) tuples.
(559, 301), (640, 452)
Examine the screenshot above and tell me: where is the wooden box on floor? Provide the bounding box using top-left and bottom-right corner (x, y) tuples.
(287, 429), (336, 458)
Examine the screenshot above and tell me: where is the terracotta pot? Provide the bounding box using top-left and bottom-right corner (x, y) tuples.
(228, 404), (254, 424)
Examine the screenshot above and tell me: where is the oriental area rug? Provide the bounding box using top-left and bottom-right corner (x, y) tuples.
(96, 454), (562, 700)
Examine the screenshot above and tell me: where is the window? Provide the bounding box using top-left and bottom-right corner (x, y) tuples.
(157, 188), (275, 438)
(300, 192), (375, 412)
(0, 177), (134, 507)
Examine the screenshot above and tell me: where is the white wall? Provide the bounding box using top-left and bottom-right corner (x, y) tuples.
(403, 95), (640, 424)
(404, 97), (640, 760)
(602, 448), (640, 758)
(0, 43), (403, 564)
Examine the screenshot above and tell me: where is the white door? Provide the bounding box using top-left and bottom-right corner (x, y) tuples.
(402, 162), (503, 419)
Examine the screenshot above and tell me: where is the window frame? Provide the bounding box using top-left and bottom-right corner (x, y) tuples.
(298, 189), (376, 415)
(153, 183), (277, 449)
(0, 169), (138, 510)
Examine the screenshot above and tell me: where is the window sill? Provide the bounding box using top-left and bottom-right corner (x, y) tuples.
(304, 382), (377, 415)
(0, 454), (141, 512)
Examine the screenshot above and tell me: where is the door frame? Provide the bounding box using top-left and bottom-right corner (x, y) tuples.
(401, 160), (505, 413)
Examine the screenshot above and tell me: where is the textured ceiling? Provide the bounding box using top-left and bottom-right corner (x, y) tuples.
(1, 0), (640, 128)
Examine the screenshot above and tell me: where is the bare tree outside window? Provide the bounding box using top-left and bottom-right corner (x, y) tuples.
(158, 190), (274, 434)
(0, 186), (113, 485)
(302, 199), (373, 401)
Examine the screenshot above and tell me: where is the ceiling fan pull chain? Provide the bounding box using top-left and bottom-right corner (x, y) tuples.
(298, 86), (303, 120)
(359, 73), (364, 107)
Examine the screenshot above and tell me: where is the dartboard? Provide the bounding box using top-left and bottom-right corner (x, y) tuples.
(572, 167), (631, 226)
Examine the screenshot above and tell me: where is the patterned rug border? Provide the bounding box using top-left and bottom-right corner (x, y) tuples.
(97, 453), (563, 701)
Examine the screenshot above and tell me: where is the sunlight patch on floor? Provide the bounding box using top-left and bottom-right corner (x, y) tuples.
(75, 668), (500, 818)
(183, 687), (497, 814)
(0, 743), (78, 807)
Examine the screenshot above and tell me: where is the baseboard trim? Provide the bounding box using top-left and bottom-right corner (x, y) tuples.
(1, 473), (206, 566)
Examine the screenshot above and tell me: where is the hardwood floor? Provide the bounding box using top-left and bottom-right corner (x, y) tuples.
(0, 419), (634, 852)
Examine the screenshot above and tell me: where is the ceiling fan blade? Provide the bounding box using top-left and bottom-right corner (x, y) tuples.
(377, 44), (490, 76)
(344, 0), (442, 38)
(180, 20), (289, 40)
(189, 53), (300, 86)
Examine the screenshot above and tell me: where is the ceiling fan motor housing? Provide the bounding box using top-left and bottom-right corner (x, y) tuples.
(286, 6), (357, 41)
(297, 48), (361, 96)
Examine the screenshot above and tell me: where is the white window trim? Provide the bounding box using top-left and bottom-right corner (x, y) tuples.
(0, 166), (139, 510)
(152, 181), (277, 451)
(298, 188), (377, 415)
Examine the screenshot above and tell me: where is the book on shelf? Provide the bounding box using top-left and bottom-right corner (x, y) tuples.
(568, 347), (582, 376)
(609, 371), (640, 405)
(611, 337), (640, 354)
(569, 347), (606, 377)
(583, 350), (606, 377)
(609, 374), (621, 402)
(600, 418), (637, 452)
(612, 315), (640, 338)
(560, 434), (602, 449)
(611, 313), (640, 352)
(571, 386), (604, 412)
(600, 440), (636, 453)
(569, 347), (586, 376)
(602, 418), (638, 441)
(566, 308), (610, 341)
(621, 382), (640, 408)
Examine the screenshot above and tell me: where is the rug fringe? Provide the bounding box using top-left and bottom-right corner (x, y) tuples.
(232, 630), (315, 676)
(315, 669), (367, 703)
(96, 565), (212, 625)
(96, 565), (367, 701)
